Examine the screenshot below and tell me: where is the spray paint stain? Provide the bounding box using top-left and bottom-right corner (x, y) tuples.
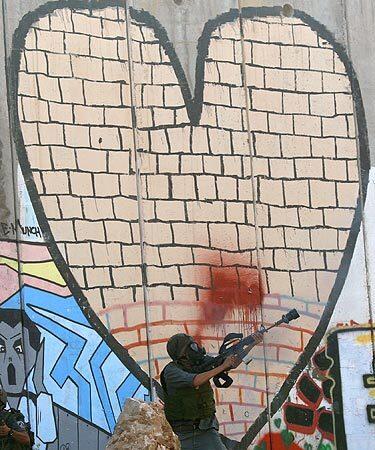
(195, 260), (264, 342)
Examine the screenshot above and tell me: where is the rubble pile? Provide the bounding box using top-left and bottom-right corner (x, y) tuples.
(106, 398), (181, 450)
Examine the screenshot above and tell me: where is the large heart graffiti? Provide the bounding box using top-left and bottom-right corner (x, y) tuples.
(10, 1), (369, 447)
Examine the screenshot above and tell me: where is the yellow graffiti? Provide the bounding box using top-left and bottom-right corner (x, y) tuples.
(356, 333), (373, 345)
(0, 256), (66, 286)
(368, 388), (375, 399)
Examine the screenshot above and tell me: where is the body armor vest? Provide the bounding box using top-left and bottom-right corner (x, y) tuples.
(161, 362), (216, 422)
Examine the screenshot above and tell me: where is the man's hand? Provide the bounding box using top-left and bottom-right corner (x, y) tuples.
(0, 422), (11, 437)
(221, 355), (241, 371)
(193, 333), (265, 388)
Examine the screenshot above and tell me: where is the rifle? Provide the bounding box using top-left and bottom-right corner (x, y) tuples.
(194, 308), (300, 388)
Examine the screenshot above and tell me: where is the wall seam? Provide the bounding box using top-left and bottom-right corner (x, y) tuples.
(237, 1), (273, 446)
(0, 0), (32, 420)
(124, 0), (156, 401)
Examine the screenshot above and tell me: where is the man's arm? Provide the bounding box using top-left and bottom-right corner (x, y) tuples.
(193, 355), (238, 387)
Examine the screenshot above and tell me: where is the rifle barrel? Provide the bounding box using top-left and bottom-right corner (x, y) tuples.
(193, 309), (299, 373)
(264, 319), (284, 332)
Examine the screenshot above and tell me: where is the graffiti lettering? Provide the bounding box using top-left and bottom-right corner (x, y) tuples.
(363, 374), (375, 388)
(0, 220), (41, 238)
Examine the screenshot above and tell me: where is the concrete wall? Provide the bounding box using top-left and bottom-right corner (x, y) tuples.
(0, 1), (374, 449)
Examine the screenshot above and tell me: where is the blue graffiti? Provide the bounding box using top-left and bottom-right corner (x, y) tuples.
(3, 285), (147, 432)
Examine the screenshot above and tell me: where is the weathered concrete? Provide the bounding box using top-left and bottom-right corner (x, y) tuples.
(133, 0), (237, 91)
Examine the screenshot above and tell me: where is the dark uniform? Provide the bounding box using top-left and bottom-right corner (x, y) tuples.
(0, 409), (31, 450)
(161, 334), (227, 450)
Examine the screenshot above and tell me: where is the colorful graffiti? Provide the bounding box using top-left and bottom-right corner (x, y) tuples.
(0, 241), (147, 448)
(252, 345), (334, 450)
(0, 0), (372, 449)
(278, 346), (334, 450)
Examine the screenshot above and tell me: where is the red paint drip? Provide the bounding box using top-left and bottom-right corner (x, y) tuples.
(195, 260), (264, 343)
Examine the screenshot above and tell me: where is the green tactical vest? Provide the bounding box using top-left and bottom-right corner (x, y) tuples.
(162, 363), (216, 422)
(0, 410), (31, 450)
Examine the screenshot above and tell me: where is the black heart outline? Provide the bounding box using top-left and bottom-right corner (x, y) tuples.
(8, 1), (370, 447)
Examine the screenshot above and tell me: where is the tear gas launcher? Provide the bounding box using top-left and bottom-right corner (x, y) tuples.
(195, 308), (300, 388)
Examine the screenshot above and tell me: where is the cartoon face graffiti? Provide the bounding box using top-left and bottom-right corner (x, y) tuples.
(0, 310), (40, 394)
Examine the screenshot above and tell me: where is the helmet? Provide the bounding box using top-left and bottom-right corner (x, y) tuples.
(167, 333), (192, 361)
(167, 334), (207, 365)
(0, 389), (7, 409)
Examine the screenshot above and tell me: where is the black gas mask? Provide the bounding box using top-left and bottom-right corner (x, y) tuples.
(185, 340), (207, 364)
(167, 333), (208, 368)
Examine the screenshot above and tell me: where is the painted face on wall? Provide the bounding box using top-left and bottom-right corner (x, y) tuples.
(0, 320), (38, 394)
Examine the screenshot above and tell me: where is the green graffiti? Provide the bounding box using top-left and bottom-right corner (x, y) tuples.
(318, 444), (332, 450)
(274, 418), (282, 429)
(281, 429), (295, 446)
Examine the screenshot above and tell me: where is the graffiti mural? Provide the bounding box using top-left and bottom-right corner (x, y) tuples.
(284, 348), (334, 443)
(0, 153), (148, 449)
(0, 0), (371, 448)
(0, 243), (147, 448)
(264, 346), (335, 450)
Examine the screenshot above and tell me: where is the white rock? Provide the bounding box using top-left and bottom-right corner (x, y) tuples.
(106, 398), (181, 450)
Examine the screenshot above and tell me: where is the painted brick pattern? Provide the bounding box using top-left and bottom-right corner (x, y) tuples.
(18, 7), (359, 440)
(211, 18), (357, 307)
(100, 293), (322, 438)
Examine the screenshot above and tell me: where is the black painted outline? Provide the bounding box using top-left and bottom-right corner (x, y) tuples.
(236, 8), (370, 449)
(9, 2), (160, 398)
(7, 1), (370, 447)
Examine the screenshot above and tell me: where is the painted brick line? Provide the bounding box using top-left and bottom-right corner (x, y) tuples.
(109, 312), (318, 388)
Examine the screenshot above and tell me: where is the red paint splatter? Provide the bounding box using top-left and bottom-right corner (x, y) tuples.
(194, 258), (264, 342)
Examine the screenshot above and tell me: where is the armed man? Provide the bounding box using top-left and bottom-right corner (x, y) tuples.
(0, 389), (32, 450)
(161, 331), (263, 450)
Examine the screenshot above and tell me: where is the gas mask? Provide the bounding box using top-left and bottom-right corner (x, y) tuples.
(185, 340), (207, 365)
(167, 333), (208, 367)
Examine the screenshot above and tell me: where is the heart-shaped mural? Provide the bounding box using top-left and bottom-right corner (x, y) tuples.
(10, 1), (369, 447)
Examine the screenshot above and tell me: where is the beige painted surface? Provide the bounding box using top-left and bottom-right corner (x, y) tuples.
(17, 5), (360, 441)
